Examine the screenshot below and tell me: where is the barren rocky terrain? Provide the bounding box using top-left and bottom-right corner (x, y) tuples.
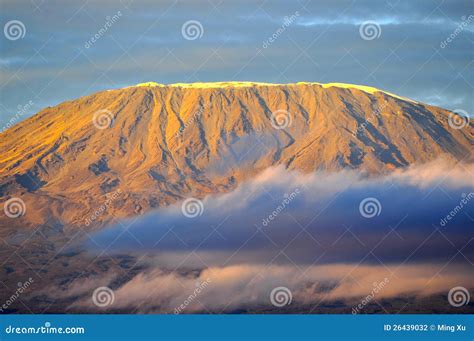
(0, 82), (471, 232)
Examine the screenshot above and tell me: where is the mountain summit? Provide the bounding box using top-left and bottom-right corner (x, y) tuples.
(0, 82), (471, 229)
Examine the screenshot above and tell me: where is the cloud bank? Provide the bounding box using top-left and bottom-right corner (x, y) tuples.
(46, 263), (473, 313)
(38, 159), (473, 313)
(88, 159), (474, 266)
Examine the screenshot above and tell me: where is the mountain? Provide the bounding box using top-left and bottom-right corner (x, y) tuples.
(0, 82), (471, 230)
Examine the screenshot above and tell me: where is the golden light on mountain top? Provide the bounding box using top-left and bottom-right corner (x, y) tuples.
(0, 82), (471, 230)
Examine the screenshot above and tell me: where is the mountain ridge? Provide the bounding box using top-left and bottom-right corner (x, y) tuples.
(0, 82), (471, 231)
(127, 81), (417, 103)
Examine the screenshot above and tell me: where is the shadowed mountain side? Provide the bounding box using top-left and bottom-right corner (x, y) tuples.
(0, 82), (472, 230)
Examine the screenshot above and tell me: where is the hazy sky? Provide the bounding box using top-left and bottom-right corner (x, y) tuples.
(1, 0), (473, 128)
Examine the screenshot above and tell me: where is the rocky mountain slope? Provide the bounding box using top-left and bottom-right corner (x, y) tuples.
(0, 82), (471, 230)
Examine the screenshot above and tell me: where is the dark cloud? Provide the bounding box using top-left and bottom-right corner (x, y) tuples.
(88, 160), (474, 267)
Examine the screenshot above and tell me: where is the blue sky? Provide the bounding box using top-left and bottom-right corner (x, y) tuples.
(0, 0), (473, 128)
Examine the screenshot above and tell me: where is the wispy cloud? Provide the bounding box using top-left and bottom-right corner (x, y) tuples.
(45, 263), (473, 313)
(296, 16), (449, 27)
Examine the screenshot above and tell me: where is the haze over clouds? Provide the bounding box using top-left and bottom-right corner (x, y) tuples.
(44, 263), (473, 313)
